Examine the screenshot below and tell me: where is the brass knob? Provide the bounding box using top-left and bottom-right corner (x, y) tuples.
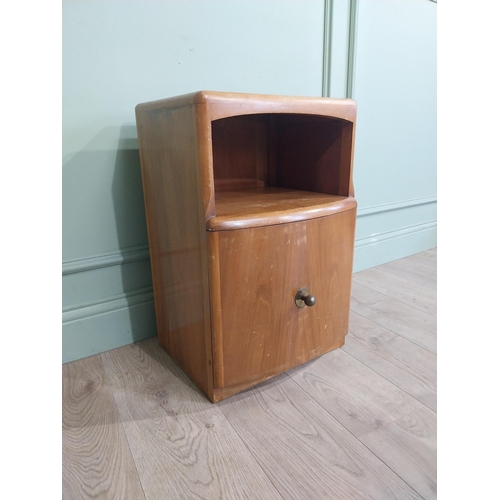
(295, 287), (316, 308)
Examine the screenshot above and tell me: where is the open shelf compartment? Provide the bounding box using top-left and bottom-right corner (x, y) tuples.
(209, 113), (354, 230)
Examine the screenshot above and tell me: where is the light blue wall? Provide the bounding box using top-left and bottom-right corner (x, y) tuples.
(351, 0), (437, 270)
(62, 0), (436, 363)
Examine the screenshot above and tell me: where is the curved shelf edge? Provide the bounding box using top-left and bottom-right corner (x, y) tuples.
(207, 197), (357, 231)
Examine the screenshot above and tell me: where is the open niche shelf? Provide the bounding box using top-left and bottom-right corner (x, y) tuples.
(136, 91), (357, 402)
(209, 112), (355, 230)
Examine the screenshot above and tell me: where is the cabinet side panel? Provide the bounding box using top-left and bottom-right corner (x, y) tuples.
(211, 115), (269, 190)
(276, 116), (349, 196)
(136, 104), (213, 398)
(217, 209), (356, 390)
(339, 122), (355, 197)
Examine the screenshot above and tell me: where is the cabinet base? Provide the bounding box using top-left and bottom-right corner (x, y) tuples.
(209, 336), (346, 403)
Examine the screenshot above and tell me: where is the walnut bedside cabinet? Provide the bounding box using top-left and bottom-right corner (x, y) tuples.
(135, 91), (357, 402)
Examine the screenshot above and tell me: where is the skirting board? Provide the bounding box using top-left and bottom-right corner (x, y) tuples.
(353, 220), (437, 273)
(62, 299), (157, 364)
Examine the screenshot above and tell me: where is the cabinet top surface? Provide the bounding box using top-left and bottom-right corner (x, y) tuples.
(136, 91), (356, 122)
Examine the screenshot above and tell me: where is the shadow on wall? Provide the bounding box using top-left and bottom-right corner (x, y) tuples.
(112, 124), (148, 251)
(63, 124), (149, 261)
(62, 124), (157, 355)
(62, 123), (159, 361)
(112, 124), (157, 343)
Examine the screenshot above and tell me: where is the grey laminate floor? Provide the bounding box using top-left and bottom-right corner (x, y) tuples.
(63, 249), (437, 500)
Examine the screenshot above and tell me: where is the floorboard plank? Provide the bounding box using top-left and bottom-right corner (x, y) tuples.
(420, 248), (437, 263)
(219, 374), (423, 500)
(343, 312), (437, 411)
(377, 253), (436, 289)
(62, 355), (146, 500)
(401, 250), (437, 271)
(101, 339), (283, 500)
(351, 282), (437, 353)
(287, 348), (422, 438)
(360, 406), (437, 500)
(353, 267), (437, 316)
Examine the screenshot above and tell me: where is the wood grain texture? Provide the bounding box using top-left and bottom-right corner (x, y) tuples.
(275, 114), (353, 196)
(343, 311), (437, 411)
(340, 121), (356, 197)
(213, 209), (356, 391)
(350, 281), (437, 353)
(219, 373), (422, 500)
(62, 355), (145, 500)
(101, 339), (283, 500)
(136, 90), (357, 401)
(378, 252), (437, 290)
(353, 267), (437, 316)
(406, 249), (437, 268)
(212, 114), (270, 187)
(136, 91), (357, 125)
(206, 91), (357, 126)
(207, 186), (356, 230)
(287, 347), (422, 438)
(361, 406), (437, 500)
(207, 231), (224, 390)
(136, 101), (214, 400)
(211, 112), (355, 199)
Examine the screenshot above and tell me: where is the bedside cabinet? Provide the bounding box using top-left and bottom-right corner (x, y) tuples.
(135, 91), (357, 402)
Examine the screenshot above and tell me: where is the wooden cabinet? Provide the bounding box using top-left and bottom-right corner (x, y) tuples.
(135, 91), (357, 402)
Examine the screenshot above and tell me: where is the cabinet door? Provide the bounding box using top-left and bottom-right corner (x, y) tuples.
(210, 208), (356, 391)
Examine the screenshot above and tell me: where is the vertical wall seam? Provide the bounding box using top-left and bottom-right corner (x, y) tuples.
(346, 0), (358, 98)
(322, 0), (334, 97)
